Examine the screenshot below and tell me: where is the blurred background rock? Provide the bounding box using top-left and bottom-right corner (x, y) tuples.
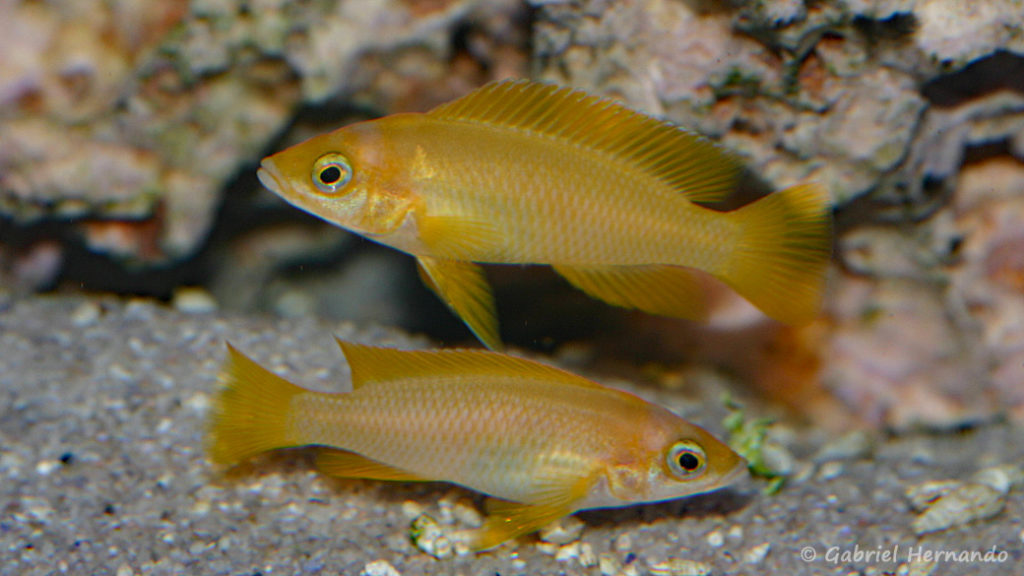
(2, 0), (1023, 430)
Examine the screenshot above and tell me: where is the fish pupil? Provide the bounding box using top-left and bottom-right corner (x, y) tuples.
(678, 452), (700, 471)
(320, 166), (343, 184)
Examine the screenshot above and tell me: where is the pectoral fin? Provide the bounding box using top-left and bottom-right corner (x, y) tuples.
(315, 448), (427, 482)
(464, 476), (591, 551)
(416, 257), (502, 350)
(466, 501), (574, 551)
(419, 214), (502, 261)
(553, 264), (710, 321)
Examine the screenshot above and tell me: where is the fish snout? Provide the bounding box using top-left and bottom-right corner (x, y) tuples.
(720, 457), (753, 491)
(257, 158), (286, 195)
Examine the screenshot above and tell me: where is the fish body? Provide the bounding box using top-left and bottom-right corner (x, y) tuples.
(258, 80), (832, 348)
(209, 340), (746, 550)
(298, 115), (731, 267)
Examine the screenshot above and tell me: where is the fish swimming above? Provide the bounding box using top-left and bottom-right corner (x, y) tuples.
(257, 79), (832, 349)
(208, 339), (747, 551)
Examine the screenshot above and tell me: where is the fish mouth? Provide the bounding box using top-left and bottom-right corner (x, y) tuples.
(723, 460), (752, 486)
(256, 158), (286, 196)
(715, 459), (754, 494)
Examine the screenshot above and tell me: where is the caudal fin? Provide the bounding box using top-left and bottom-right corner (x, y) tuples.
(208, 343), (306, 466)
(720, 183), (831, 325)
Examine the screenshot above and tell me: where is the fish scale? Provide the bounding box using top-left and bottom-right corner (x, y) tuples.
(410, 120), (728, 265)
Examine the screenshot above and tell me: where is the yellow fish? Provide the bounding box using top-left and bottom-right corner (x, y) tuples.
(209, 340), (747, 550)
(257, 79), (831, 349)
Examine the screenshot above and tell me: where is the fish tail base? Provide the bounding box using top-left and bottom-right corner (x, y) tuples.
(721, 182), (831, 325)
(208, 344), (306, 466)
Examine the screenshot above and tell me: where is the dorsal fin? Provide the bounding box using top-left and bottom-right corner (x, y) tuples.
(427, 79), (742, 202)
(335, 338), (603, 390)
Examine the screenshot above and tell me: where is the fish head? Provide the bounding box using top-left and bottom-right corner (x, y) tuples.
(257, 119), (415, 237)
(605, 409), (747, 506)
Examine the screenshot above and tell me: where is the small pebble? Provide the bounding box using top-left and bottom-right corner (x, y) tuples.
(727, 525), (744, 540)
(23, 496), (54, 521)
(184, 392), (210, 414)
(705, 529), (724, 548)
(791, 461), (816, 483)
(535, 541), (559, 555)
(578, 542), (598, 568)
(409, 514), (452, 558)
(743, 542), (771, 564)
(115, 564), (134, 576)
(70, 301), (101, 326)
(598, 553), (622, 576)
(539, 516), (585, 545)
(452, 500), (483, 527)
(971, 464), (1023, 494)
(401, 500), (425, 519)
(35, 460), (60, 476)
(814, 430), (873, 463)
(760, 440), (795, 476)
(172, 287), (218, 314)
(817, 461), (844, 480)
(275, 290), (314, 317)
(361, 559), (401, 576)
(648, 558), (712, 576)
(555, 541), (580, 562)
(613, 533), (633, 552)
(436, 491), (464, 524)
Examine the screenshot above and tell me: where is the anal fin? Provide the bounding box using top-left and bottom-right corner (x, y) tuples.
(316, 448), (427, 482)
(553, 264), (710, 321)
(417, 256), (502, 350)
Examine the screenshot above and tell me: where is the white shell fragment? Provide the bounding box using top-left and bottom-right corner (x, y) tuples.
(361, 560), (401, 576)
(907, 464), (1022, 535)
(540, 516), (586, 545)
(648, 558), (713, 576)
(905, 480), (962, 512)
(743, 542), (772, 564)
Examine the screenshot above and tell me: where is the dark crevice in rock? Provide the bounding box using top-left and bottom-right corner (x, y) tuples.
(923, 50), (1024, 107)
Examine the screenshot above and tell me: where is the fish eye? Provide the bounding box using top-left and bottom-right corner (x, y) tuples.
(312, 153), (353, 194)
(667, 440), (706, 479)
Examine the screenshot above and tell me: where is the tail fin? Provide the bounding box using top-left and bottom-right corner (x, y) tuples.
(719, 183), (831, 325)
(208, 343), (306, 467)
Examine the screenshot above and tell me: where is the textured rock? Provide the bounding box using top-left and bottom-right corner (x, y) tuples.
(0, 0), (526, 263)
(534, 0), (1023, 204)
(532, 0), (1024, 428)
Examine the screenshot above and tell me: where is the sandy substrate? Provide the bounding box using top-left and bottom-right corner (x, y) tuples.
(1, 296), (1021, 576)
